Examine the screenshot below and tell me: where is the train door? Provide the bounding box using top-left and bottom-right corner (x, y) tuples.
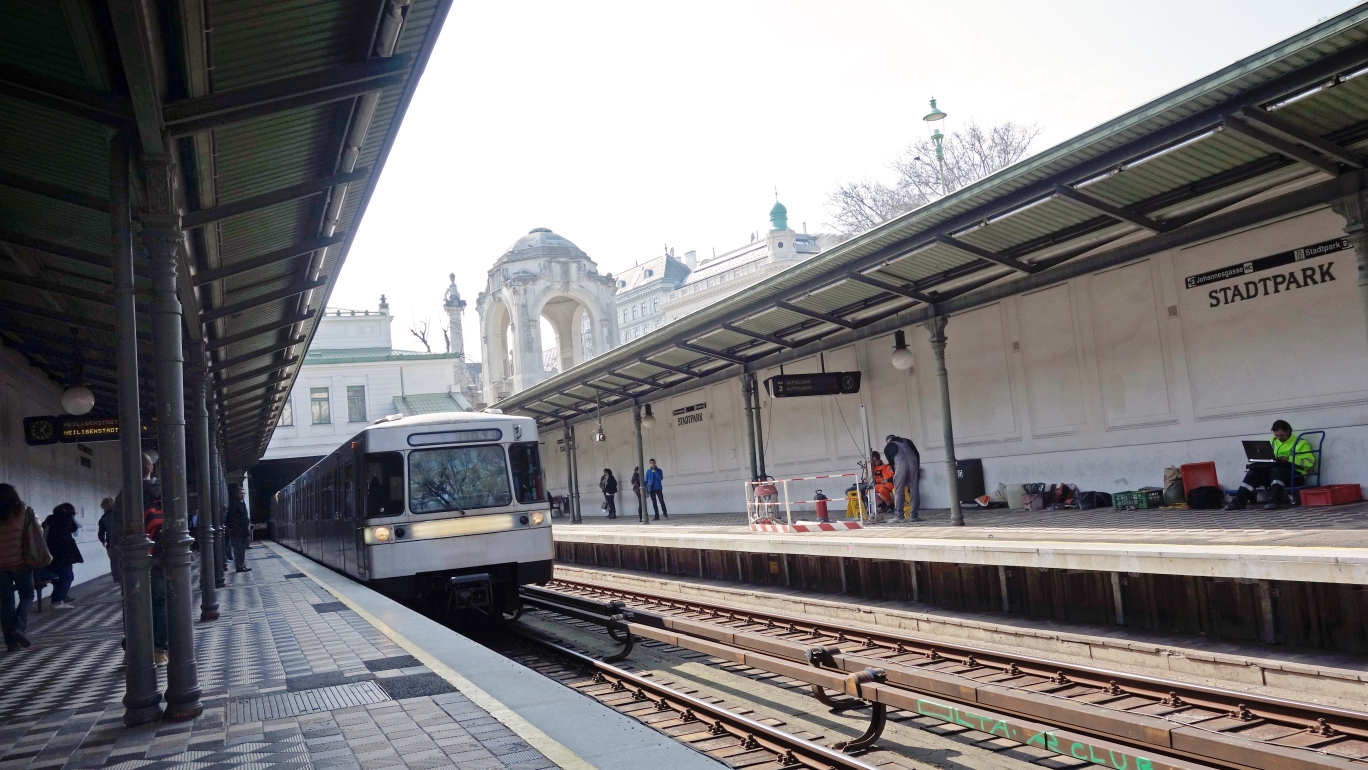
(340, 459), (355, 575)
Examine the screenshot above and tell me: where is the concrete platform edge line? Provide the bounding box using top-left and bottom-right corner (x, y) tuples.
(266, 541), (597, 770)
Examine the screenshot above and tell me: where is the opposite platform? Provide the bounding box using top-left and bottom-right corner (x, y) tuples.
(0, 541), (722, 770)
(553, 504), (1368, 584)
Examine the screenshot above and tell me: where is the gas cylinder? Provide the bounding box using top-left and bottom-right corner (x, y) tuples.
(814, 490), (829, 522)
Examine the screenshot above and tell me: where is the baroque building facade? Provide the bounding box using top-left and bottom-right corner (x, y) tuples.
(476, 228), (619, 401)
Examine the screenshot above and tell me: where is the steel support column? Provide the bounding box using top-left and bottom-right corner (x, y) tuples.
(207, 400), (226, 588)
(112, 136), (161, 726)
(741, 371), (758, 481)
(633, 402), (648, 526)
(926, 316), (963, 526)
(567, 424), (581, 524)
(751, 373), (767, 480)
(142, 155), (203, 720)
(1332, 193), (1368, 348)
(188, 361), (219, 621)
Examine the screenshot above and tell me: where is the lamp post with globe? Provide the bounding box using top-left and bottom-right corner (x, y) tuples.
(923, 98), (949, 197)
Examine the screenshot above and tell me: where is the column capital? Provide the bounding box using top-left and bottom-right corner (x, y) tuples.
(923, 315), (948, 348)
(139, 153), (180, 224)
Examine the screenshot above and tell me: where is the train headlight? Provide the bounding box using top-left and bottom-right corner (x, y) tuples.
(530, 511), (545, 526)
(369, 526), (392, 544)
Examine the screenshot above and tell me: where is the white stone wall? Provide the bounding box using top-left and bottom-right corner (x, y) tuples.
(546, 206), (1368, 515)
(0, 348), (120, 586)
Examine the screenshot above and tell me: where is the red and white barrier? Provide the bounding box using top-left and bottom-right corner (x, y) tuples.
(750, 520), (864, 533)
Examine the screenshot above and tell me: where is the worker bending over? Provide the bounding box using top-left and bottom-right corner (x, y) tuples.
(882, 435), (921, 522)
(1226, 419), (1314, 511)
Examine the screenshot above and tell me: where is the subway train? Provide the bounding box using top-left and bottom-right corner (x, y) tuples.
(272, 411), (552, 614)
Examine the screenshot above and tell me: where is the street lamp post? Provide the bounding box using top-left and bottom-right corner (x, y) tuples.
(923, 97), (949, 197)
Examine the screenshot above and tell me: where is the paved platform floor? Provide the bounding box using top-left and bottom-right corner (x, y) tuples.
(561, 500), (1368, 547)
(0, 547), (558, 770)
(554, 502), (1368, 584)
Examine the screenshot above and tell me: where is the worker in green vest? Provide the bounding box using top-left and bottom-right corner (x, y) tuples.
(1226, 420), (1315, 511)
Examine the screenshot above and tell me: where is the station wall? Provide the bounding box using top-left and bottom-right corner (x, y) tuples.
(543, 204), (1368, 516)
(0, 349), (120, 586)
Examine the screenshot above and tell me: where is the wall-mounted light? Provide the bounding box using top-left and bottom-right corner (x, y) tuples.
(641, 404), (657, 429)
(891, 330), (914, 370)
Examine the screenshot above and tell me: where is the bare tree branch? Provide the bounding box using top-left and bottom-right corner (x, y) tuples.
(409, 314), (431, 353)
(826, 119), (1043, 233)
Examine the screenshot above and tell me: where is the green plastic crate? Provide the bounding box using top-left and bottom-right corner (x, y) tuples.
(1114, 489), (1162, 509)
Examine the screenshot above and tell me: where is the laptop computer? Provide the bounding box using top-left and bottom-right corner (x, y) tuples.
(1242, 440), (1277, 463)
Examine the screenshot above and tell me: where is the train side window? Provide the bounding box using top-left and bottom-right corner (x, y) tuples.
(364, 452), (405, 517)
(509, 442), (545, 503)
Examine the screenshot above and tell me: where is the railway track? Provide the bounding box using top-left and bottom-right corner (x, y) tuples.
(522, 578), (1368, 770)
(487, 626), (882, 770)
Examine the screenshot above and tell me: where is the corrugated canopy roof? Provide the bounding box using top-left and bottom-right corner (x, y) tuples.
(0, 0), (451, 470)
(500, 7), (1368, 428)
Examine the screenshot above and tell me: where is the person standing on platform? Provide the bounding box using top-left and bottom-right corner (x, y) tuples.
(645, 459), (668, 520)
(631, 467), (644, 522)
(42, 503), (83, 609)
(1226, 419), (1315, 511)
(883, 435), (922, 522)
(226, 487), (251, 572)
(599, 469), (618, 519)
(97, 497), (120, 583)
(0, 484), (37, 652)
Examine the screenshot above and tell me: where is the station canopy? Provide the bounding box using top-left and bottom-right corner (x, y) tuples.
(501, 9), (1368, 428)
(0, 0), (450, 470)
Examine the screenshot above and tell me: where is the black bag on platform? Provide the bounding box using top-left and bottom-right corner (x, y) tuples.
(1187, 486), (1225, 509)
(1077, 491), (1112, 510)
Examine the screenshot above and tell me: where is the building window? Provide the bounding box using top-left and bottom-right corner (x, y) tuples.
(622, 309), (628, 323)
(347, 385), (367, 423)
(310, 387), (331, 424)
(652, 297), (659, 313)
(279, 400), (294, 427)
(631, 305), (638, 320)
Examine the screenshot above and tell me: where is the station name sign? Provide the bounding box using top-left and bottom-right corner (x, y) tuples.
(764, 371), (862, 398)
(672, 402), (707, 426)
(1185, 236), (1347, 308)
(23, 415), (146, 446)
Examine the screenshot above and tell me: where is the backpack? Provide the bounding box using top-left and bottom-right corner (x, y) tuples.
(1186, 486), (1225, 510)
(144, 499), (164, 557)
(21, 508), (53, 569)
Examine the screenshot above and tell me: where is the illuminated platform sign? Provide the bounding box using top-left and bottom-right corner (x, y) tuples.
(764, 371), (861, 398)
(23, 415), (146, 446)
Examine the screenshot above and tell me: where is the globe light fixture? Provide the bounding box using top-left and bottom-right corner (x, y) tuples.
(144, 449), (159, 465)
(641, 404), (657, 429)
(61, 385), (95, 415)
(891, 330), (914, 370)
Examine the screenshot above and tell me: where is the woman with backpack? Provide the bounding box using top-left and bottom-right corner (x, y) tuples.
(0, 484), (44, 652)
(42, 503), (83, 609)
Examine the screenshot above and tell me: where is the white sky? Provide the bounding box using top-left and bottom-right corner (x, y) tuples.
(329, 0), (1353, 361)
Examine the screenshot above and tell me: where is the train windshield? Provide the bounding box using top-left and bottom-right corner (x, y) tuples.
(508, 442), (545, 503)
(408, 444), (512, 513)
(364, 452), (405, 517)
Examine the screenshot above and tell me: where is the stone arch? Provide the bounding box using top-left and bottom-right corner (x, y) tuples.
(483, 298), (515, 399)
(532, 284), (611, 373)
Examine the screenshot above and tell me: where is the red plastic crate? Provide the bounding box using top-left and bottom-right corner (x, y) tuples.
(1180, 462), (1219, 492)
(1299, 484), (1363, 506)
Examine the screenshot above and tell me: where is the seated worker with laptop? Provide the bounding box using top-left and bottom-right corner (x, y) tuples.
(1225, 419), (1315, 511)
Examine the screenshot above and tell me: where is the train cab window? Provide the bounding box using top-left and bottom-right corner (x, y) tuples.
(364, 452), (405, 517)
(408, 445), (512, 513)
(509, 442), (545, 503)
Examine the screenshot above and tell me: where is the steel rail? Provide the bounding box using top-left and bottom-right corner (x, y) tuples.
(501, 627), (881, 770)
(540, 579), (1368, 769)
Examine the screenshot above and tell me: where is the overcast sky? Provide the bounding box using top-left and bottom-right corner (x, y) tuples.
(328, 0), (1352, 361)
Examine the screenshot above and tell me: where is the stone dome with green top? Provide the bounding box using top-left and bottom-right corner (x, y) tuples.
(769, 198), (788, 231)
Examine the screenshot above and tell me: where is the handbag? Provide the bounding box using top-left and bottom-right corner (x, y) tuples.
(21, 508), (53, 569)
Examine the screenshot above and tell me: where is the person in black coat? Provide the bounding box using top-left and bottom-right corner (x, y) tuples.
(43, 503), (83, 608)
(598, 469), (618, 519)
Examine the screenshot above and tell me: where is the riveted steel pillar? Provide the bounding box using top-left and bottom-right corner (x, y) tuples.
(633, 402), (647, 526)
(1332, 193), (1368, 347)
(112, 135), (162, 726)
(141, 154), (203, 721)
(741, 371), (758, 481)
(751, 373), (767, 480)
(207, 402), (226, 588)
(189, 360), (219, 622)
(926, 316), (963, 526)
(567, 423), (582, 524)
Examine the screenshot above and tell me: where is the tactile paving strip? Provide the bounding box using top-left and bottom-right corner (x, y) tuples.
(227, 679), (391, 724)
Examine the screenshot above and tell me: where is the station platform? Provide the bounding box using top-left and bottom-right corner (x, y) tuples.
(0, 542), (721, 770)
(554, 502), (1368, 584)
